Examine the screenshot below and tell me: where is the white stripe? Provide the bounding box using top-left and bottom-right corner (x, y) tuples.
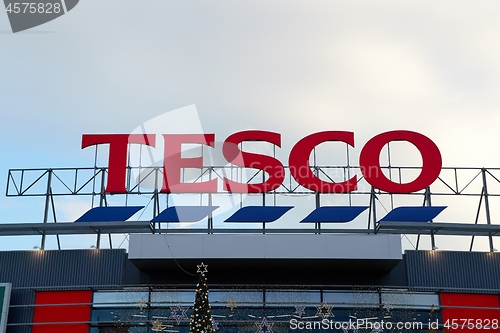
(60, 0), (68, 13)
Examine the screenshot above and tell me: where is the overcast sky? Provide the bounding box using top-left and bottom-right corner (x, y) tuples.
(1, 0), (500, 251)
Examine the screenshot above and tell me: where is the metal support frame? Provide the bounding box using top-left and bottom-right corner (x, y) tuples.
(7, 163), (500, 250)
(425, 187), (436, 250)
(9, 166), (500, 197)
(368, 187), (377, 233)
(482, 168), (495, 252)
(41, 169), (52, 250)
(469, 188), (485, 251)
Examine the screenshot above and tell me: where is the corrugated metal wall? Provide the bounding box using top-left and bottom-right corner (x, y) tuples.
(0, 249), (127, 333)
(6, 289), (34, 333)
(0, 249), (127, 288)
(406, 250), (500, 291)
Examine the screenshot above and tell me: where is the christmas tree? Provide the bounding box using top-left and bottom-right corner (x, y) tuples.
(190, 271), (215, 333)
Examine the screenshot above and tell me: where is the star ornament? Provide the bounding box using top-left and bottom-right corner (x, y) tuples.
(226, 298), (238, 311)
(343, 329), (359, 333)
(170, 305), (189, 325)
(316, 300), (334, 319)
(197, 262), (209, 274)
(152, 319), (166, 332)
(382, 301), (394, 312)
(294, 305), (306, 317)
(137, 298), (148, 311)
(255, 317), (274, 333)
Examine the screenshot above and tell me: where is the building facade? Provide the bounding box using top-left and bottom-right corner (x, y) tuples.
(1, 234), (500, 333)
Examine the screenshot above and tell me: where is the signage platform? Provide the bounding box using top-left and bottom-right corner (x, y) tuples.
(2, 129), (500, 252)
(128, 234), (402, 261)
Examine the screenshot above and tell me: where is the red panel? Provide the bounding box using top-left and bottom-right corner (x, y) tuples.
(33, 291), (92, 333)
(441, 293), (500, 333)
(442, 293), (499, 308)
(35, 290), (93, 305)
(33, 324), (89, 333)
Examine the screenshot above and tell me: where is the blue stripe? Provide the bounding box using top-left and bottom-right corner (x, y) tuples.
(75, 206), (144, 222)
(225, 206), (293, 223)
(379, 206), (447, 222)
(301, 206), (369, 223)
(151, 206), (219, 223)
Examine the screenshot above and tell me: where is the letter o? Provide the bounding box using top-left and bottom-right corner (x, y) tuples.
(359, 130), (442, 193)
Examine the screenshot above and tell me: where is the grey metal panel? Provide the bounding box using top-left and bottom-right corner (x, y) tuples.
(377, 221), (500, 236)
(0, 221), (154, 236)
(406, 250), (500, 291)
(0, 249), (127, 287)
(129, 234), (402, 260)
(6, 289), (34, 333)
(3, 221), (500, 236)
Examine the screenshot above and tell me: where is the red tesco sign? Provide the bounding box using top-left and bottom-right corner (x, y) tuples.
(82, 130), (442, 195)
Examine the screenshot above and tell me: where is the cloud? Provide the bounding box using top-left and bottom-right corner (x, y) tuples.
(55, 197), (92, 222)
